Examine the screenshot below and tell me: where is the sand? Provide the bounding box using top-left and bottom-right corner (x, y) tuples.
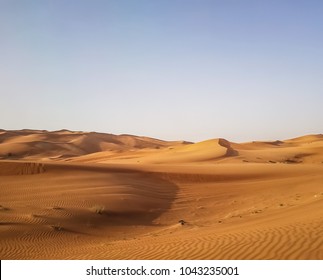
(0, 130), (322, 259)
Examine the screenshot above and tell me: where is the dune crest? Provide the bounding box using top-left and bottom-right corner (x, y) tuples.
(218, 138), (239, 157)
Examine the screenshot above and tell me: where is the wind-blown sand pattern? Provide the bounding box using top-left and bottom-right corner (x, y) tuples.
(0, 130), (322, 259)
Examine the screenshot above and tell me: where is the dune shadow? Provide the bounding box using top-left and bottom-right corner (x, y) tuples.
(73, 170), (179, 229)
(0, 161), (178, 235)
(40, 164), (179, 230)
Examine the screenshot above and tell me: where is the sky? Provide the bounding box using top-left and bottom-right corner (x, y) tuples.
(1, 0), (322, 142)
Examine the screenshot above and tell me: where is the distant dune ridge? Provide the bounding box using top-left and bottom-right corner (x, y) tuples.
(0, 129), (322, 259)
(0, 129), (190, 160)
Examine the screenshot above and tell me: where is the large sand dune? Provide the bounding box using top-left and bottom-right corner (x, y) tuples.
(0, 130), (322, 259)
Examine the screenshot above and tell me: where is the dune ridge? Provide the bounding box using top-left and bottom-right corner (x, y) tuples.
(0, 129), (190, 160)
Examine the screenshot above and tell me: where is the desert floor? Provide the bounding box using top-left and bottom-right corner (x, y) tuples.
(0, 130), (322, 259)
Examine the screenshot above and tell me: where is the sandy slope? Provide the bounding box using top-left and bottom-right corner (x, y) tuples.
(0, 130), (322, 259)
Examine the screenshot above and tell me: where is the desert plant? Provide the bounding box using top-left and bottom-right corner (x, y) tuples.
(50, 224), (63, 231)
(178, 219), (186, 225)
(91, 205), (105, 215)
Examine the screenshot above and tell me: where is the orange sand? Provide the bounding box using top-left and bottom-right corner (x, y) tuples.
(0, 130), (322, 259)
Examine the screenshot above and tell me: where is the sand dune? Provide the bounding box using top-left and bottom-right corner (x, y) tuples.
(0, 129), (188, 160)
(0, 130), (322, 259)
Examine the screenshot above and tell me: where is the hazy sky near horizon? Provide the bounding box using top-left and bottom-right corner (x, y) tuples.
(1, 0), (323, 142)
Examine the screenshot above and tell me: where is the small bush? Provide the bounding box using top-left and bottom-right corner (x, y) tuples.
(51, 224), (63, 231)
(91, 205), (105, 215)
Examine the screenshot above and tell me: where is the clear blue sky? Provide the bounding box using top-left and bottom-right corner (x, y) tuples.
(1, 0), (322, 142)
